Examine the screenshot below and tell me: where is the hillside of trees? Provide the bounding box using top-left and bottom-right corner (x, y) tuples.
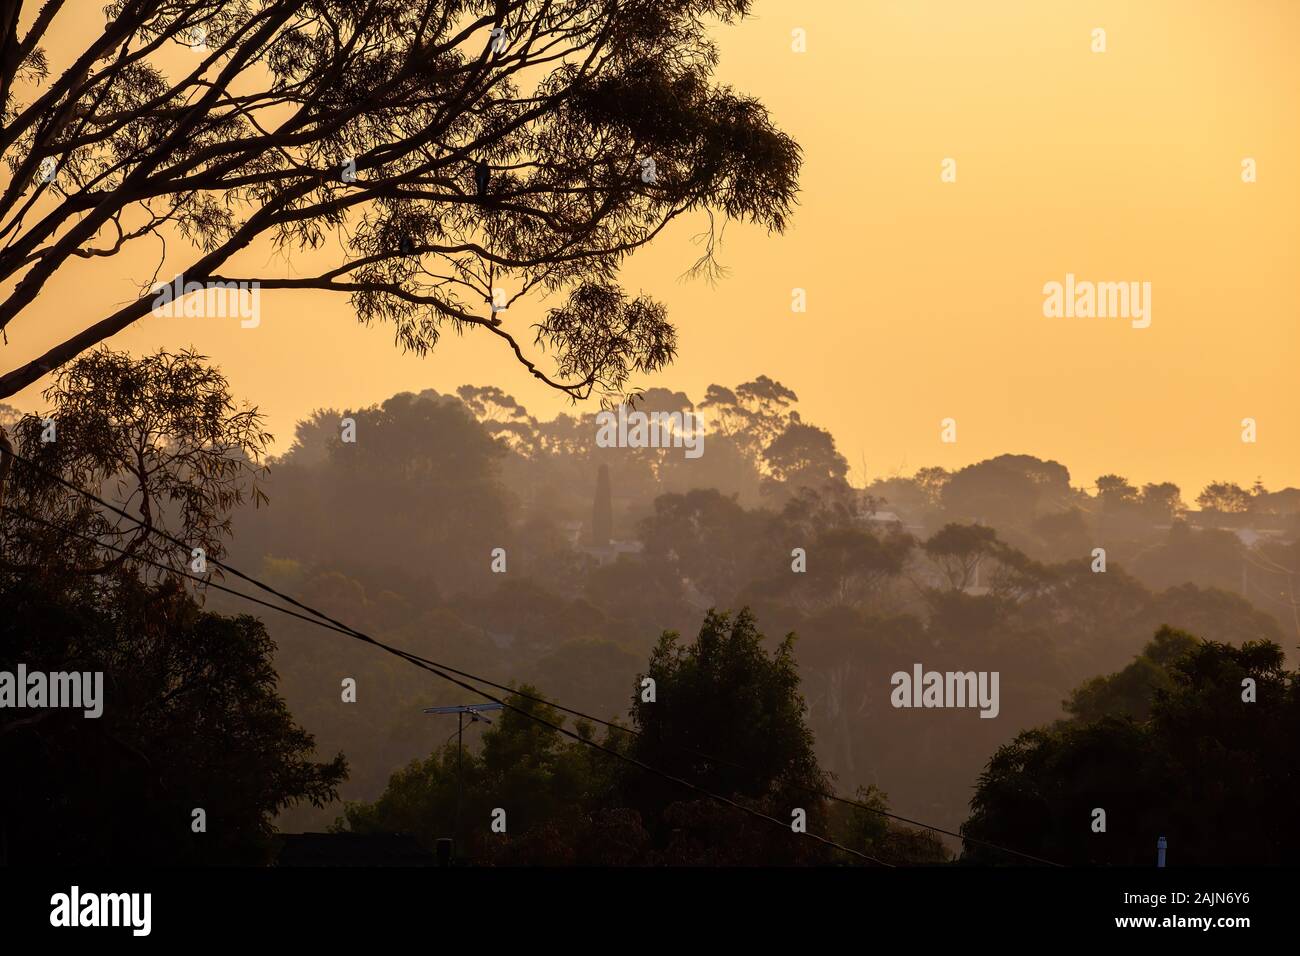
(209, 376), (1299, 842)
(4, 356), (1298, 863)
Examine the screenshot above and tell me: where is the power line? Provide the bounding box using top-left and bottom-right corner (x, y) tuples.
(0, 494), (888, 866)
(1245, 574), (1300, 609)
(1237, 557), (1300, 640)
(1248, 549), (1297, 576)
(2, 447), (1060, 865)
(3, 448), (1055, 862)
(1242, 552), (1294, 577)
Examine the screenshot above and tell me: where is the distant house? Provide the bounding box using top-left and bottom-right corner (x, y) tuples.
(855, 505), (925, 537)
(578, 539), (644, 566)
(864, 509), (904, 527)
(275, 832), (435, 867)
(1183, 510), (1296, 545)
(1230, 527), (1287, 548)
(560, 515), (644, 565)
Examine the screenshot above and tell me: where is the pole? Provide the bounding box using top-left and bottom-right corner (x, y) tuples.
(455, 709), (464, 859)
(422, 702), (501, 863)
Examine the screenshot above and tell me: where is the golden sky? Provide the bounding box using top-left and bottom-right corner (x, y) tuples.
(8, 0), (1298, 498)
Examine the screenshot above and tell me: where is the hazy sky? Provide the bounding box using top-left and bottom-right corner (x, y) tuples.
(8, 0), (1297, 497)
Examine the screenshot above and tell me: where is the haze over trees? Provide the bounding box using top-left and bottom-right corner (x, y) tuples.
(3, 1), (1295, 869)
(3, 346), (1297, 863)
(201, 374), (1295, 847)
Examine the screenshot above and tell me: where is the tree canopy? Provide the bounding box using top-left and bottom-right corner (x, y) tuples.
(0, 0), (798, 400)
(962, 628), (1300, 865)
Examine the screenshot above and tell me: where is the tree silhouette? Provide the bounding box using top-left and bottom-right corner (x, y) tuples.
(1197, 481), (1252, 516)
(0, 346), (346, 865)
(1, 570), (347, 864)
(962, 629), (1300, 865)
(1, 347), (270, 577)
(0, 0), (799, 400)
(626, 609), (829, 830)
